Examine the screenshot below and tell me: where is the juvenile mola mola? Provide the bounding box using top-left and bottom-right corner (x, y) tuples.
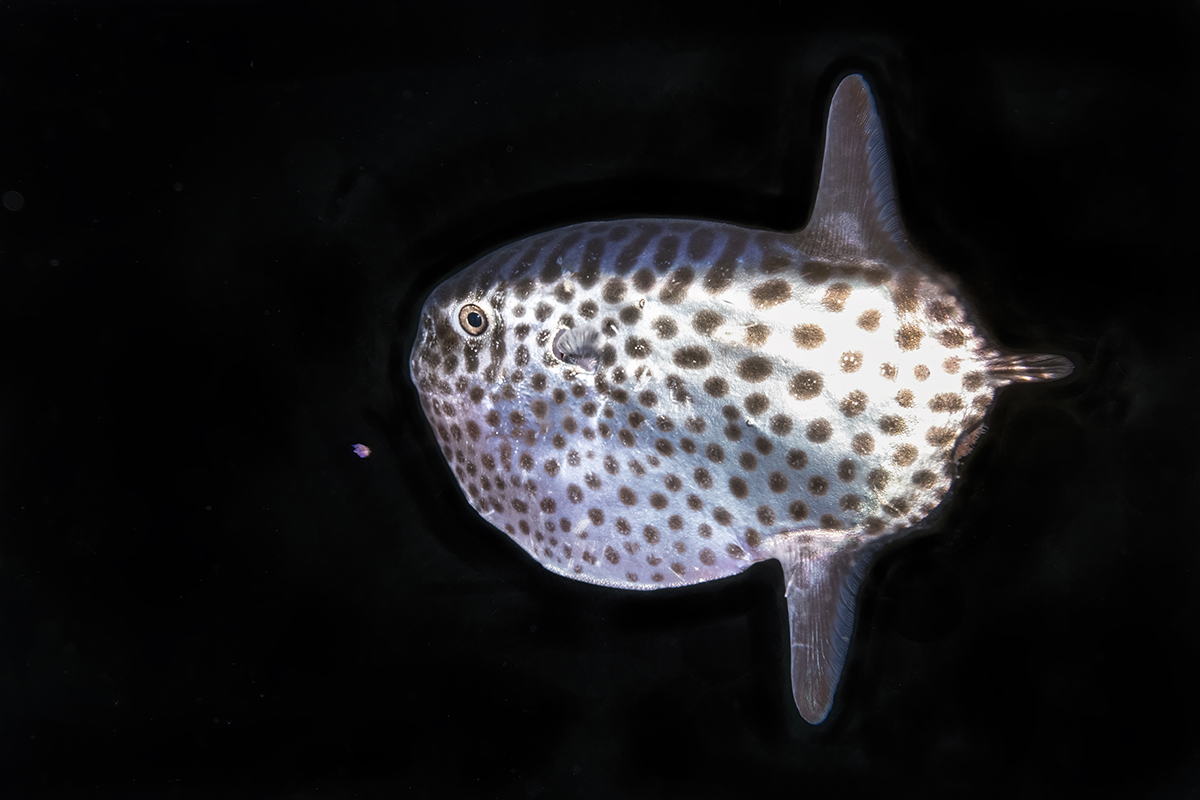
(409, 74), (1073, 723)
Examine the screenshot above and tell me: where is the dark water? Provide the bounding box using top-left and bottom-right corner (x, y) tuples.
(2, 3), (1197, 797)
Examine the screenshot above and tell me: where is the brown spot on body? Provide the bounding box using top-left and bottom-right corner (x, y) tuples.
(912, 470), (938, 488)
(736, 356), (773, 382)
(614, 229), (656, 274)
(793, 324), (825, 349)
(937, 328), (965, 348)
(806, 419), (832, 443)
(786, 449), (808, 470)
(588, 508), (605, 526)
(896, 325), (924, 351)
(729, 477), (749, 499)
(893, 444), (919, 466)
(867, 469), (890, 490)
(713, 508), (732, 526)
(705, 232), (747, 293)
(761, 251), (791, 273)
(840, 351), (864, 373)
(694, 468), (713, 489)
(618, 486), (637, 505)
(896, 389), (915, 408)
(768, 472), (789, 493)
(703, 376), (728, 397)
(820, 514), (842, 530)
(857, 309), (881, 331)
(926, 427), (955, 446)
(653, 236), (680, 272)
(649, 492), (668, 510)
(800, 261), (831, 284)
(693, 310), (723, 336)
(705, 443), (725, 463)
(789, 500), (809, 520)
(770, 415), (793, 436)
(604, 546), (620, 564)
(822, 282), (852, 312)
(673, 345), (712, 369)
(756, 506), (776, 525)
(602, 278), (626, 304)
(659, 266), (694, 303)
(643, 525), (660, 544)
(892, 273), (920, 314)
(745, 324), (771, 346)
(627, 268), (654, 294)
(750, 278), (792, 309)
(652, 317), (679, 340)
(839, 494), (861, 511)
(789, 371), (824, 400)
(699, 548), (717, 566)
(625, 337), (652, 358)
(745, 394), (769, 415)
(880, 415), (907, 435)
(840, 390), (868, 417)
(808, 476), (829, 496)
(929, 393), (964, 412)
(963, 372), (985, 391)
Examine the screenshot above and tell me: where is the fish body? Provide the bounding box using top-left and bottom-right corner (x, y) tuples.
(409, 75), (1072, 723)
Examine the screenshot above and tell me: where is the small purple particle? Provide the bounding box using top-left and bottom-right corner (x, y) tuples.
(352, 443), (371, 458)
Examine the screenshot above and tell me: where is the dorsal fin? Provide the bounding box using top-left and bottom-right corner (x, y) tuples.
(769, 534), (877, 724)
(799, 74), (911, 265)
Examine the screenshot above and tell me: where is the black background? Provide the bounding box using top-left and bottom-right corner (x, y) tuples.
(3, 2), (1198, 797)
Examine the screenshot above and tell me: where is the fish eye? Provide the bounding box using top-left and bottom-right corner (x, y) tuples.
(458, 304), (488, 335)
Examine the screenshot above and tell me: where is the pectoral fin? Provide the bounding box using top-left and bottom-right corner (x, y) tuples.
(772, 535), (876, 724)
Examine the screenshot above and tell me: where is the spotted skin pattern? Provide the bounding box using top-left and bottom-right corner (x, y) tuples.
(410, 75), (1072, 723)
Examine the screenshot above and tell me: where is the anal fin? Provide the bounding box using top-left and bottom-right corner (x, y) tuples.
(771, 534), (876, 724)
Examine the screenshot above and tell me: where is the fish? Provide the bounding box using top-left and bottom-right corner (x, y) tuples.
(409, 73), (1073, 724)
